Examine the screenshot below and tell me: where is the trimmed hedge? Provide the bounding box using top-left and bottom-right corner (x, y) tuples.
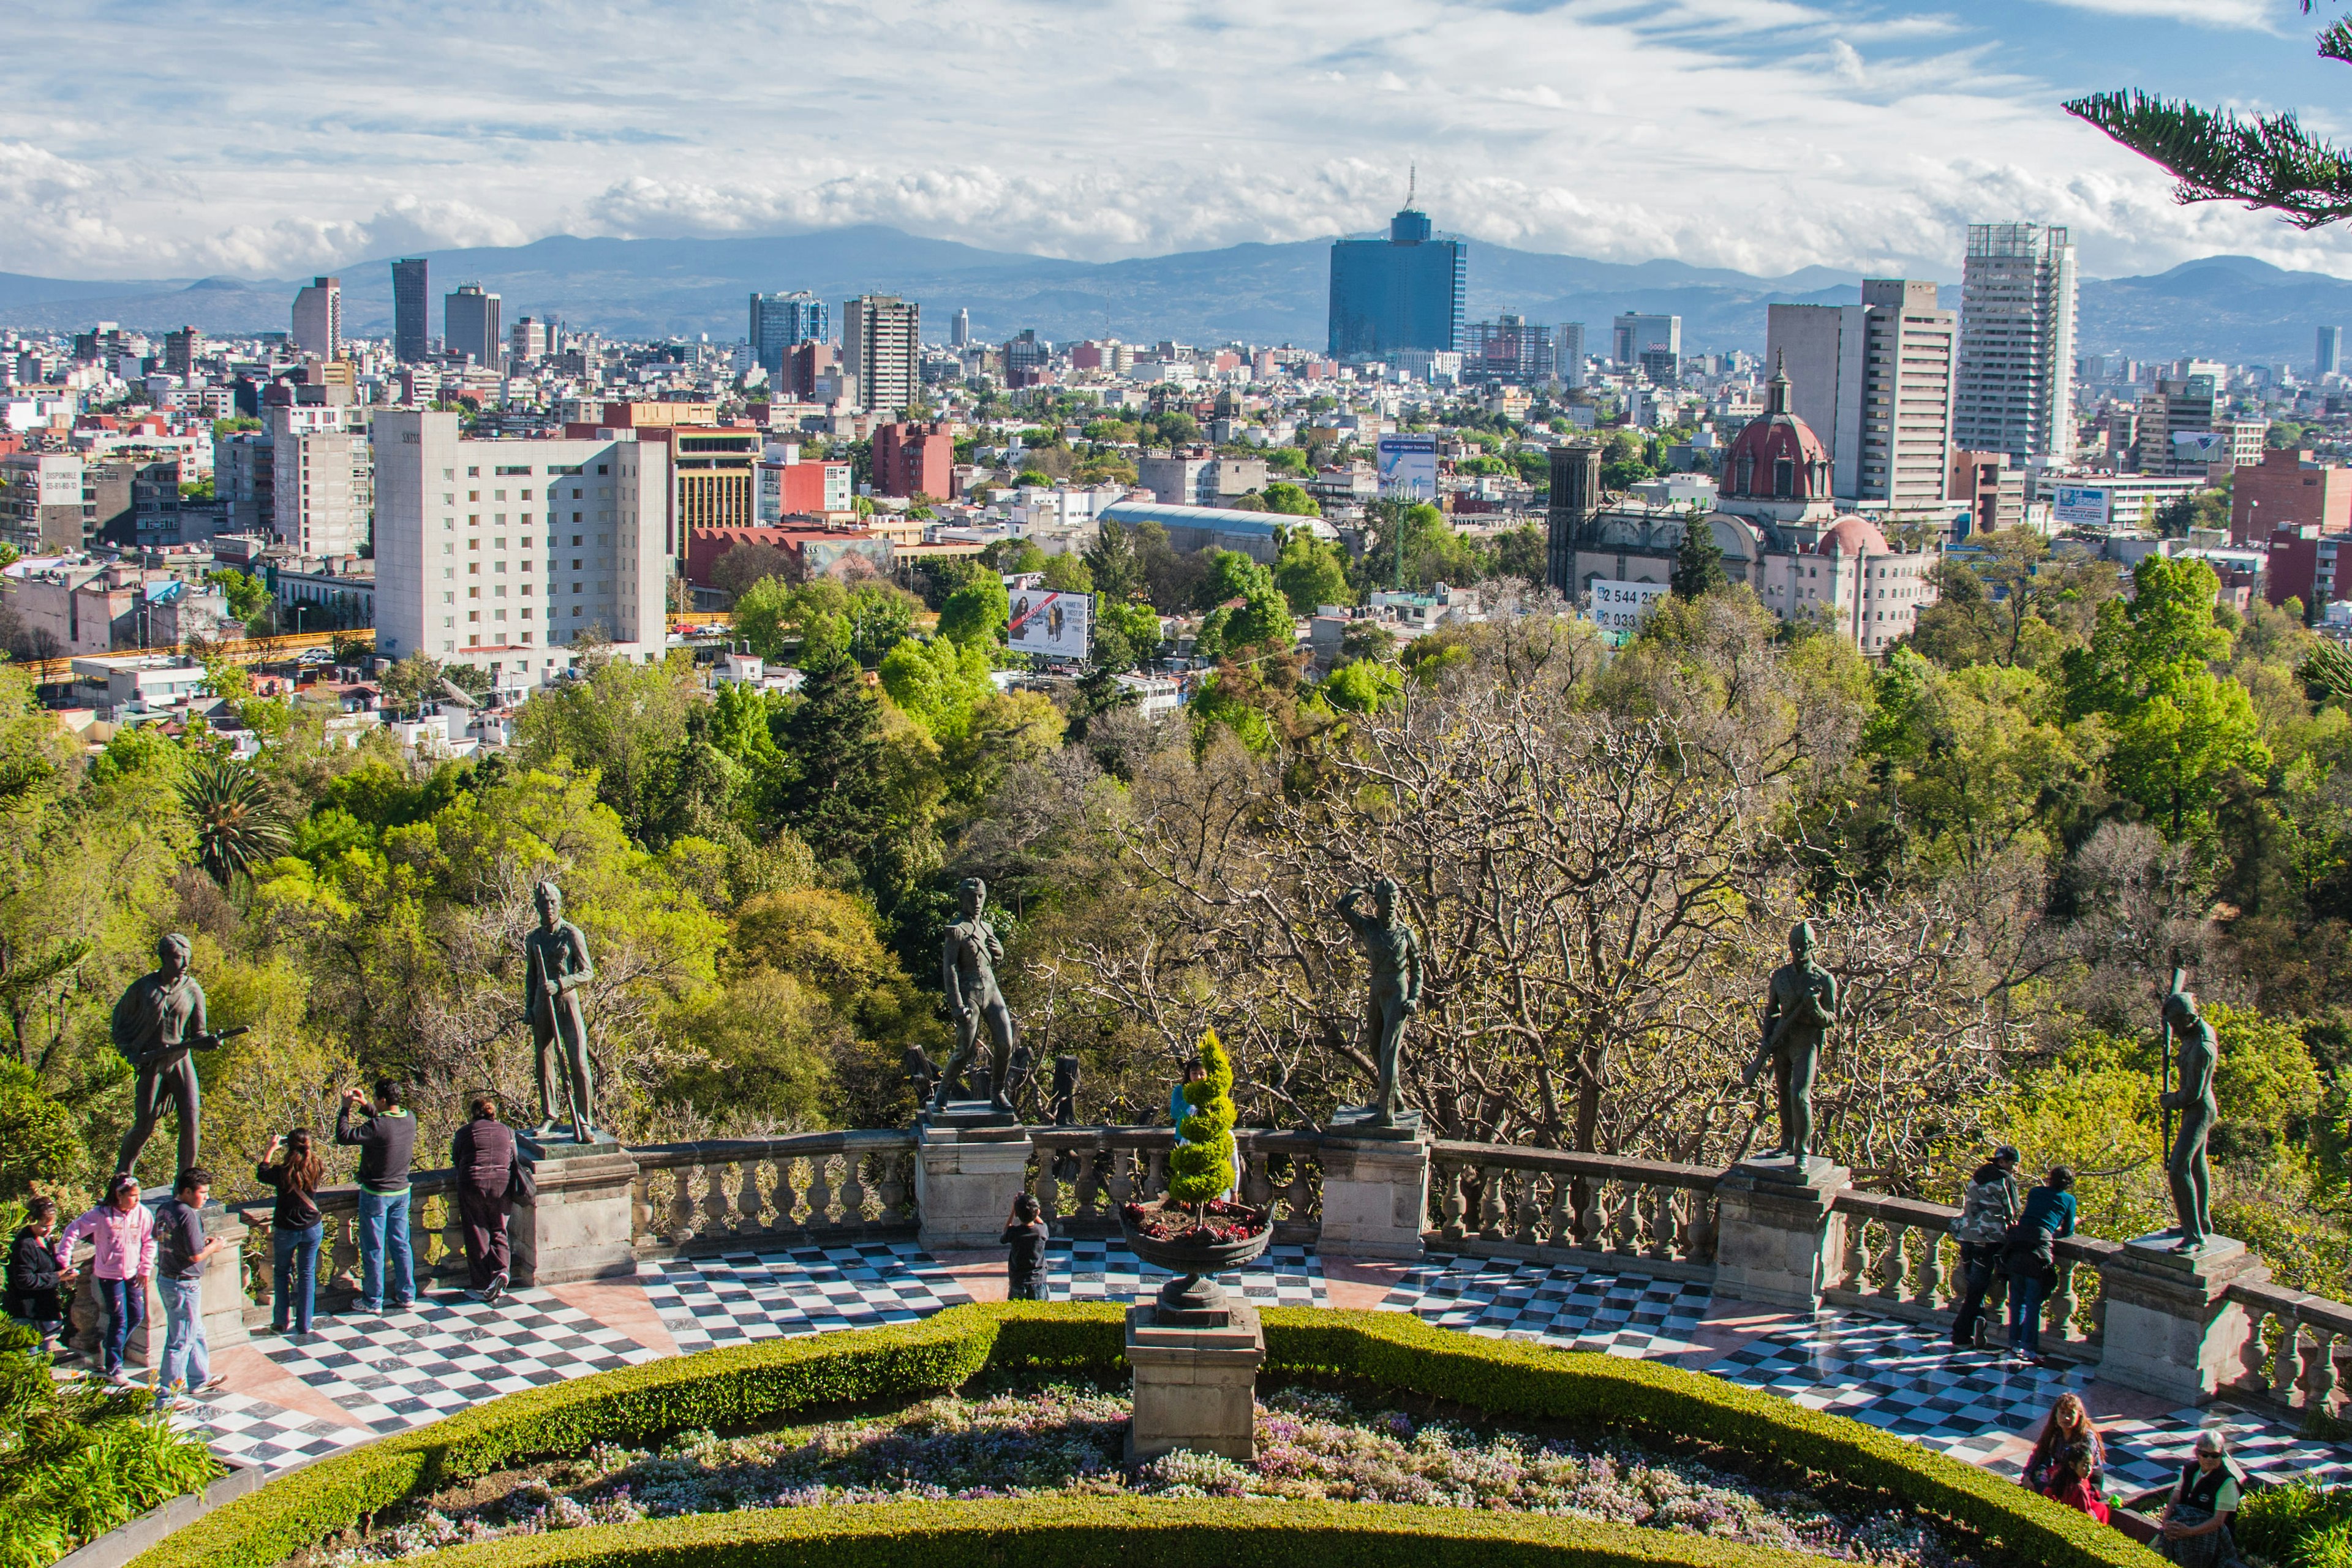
(127, 1304), (2156, 1568)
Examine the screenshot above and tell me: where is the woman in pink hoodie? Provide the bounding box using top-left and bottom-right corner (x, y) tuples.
(59, 1175), (158, 1384)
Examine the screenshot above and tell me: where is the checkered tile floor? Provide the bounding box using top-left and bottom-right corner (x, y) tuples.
(643, 1241), (975, 1352)
(1378, 1253), (1713, 1357)
(172, 1390), (377, 1473)
(1046, 1239), (1325, 1306)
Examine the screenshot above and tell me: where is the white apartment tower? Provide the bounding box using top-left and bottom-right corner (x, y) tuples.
(1765, 279), (1954, 509)
(843, 295), (921, 414)
(1556, 322), (1587, 390)
(268, 406), (372, 556)
(374, 410), (669, 691)
(290, 276), (342, 360)
(1953, 223), (2076, 466)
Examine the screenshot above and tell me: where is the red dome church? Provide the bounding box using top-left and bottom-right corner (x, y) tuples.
(1720, 356), (1831, 508)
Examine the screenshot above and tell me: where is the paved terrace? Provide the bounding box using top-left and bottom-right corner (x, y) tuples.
(96, 1130), (2352, 1496)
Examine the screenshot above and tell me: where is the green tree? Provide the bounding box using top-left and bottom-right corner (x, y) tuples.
(776, 643), (891, 867)
(1083, 521), (1144, 603)
(878, 635), (997, 738)
(938, 572), (1011, 647)
(512, 651), (700, 843)
(1272, 530), (1350, 615)
(1041, 552), (1093, 593)
(205, 568), (269, 624)
(177, 754), (292, 888)
(1491, 526), (1547, 589)
(1165, 1028), (1238, 1212)
(1670, 517), (1727, 600)
(1261, 481), (1320, 516)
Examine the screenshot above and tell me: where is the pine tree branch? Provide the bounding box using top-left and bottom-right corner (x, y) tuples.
(2066, 89), (2352, 229)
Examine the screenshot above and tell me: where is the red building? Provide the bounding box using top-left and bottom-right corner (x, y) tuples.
(872, 420), (956, 500)
(2267, 526), (2348, 612)
(2234, 447), (2352, 545)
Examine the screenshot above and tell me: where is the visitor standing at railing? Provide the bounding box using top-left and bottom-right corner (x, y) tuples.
(2157, 1431), (2245, 1567)
(1948, 1145), (2020, 1351)
(59, 1175), (155, 1384)
(257, 1129), (325, 1336)
(1003, 1193), (1050, 1300)
(336, 1078), (417, 1315)
(6, 1196), (78, 1357)
(453, 1093), (521, 1303)
(1999, 1165), (2076, 1367)
(153, 1167), (228, 1409)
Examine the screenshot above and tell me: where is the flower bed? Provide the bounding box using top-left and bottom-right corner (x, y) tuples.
(1119, 1197), (1266, 1243)
(294, 1384), (1974, 1568)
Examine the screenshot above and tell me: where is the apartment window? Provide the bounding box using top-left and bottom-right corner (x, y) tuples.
(443, 470), (454, 481)
(469, 491), (480, 501)
(494, 491), (506, 502)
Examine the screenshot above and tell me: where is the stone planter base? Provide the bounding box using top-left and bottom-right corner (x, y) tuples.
(1125, 1298), (1265, 1461)
(510, 1145), (639, 1287)
(1714, 1156), (1850, 1311)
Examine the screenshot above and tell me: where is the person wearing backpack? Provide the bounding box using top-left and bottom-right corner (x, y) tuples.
(1948, 1144), (2021, 1351)
(2001, 1165), (2077, 1367)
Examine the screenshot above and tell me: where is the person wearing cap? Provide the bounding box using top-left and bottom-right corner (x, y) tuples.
(2158, 1430), (2245, 1566)
(58, 1174), (157, 1384)
(1949, 1144), (2022, 1351)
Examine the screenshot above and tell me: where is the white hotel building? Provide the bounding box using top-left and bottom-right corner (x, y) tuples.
(374, 410), (668, 694)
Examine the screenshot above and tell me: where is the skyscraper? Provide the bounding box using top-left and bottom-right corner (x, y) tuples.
(748, 292), (829, 379)
(1556, 322), (1586, 390)
(1327, 198), (1468, 358)
(291, 276), (342, 359)
(843, 295), (920, 413)
(1611, 314), (1679, 367)
(163, 326), (202, 379)
(1765, 279), (1954, 508)
(1953, 223), (2077, 466)
(393, 258), (430, 361)
(952, 309), (971, 348)
(445, 283), (502, 367)
(2320, 325), (2344, 379)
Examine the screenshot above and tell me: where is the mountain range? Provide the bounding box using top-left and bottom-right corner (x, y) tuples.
(0, 228), (2340, 366)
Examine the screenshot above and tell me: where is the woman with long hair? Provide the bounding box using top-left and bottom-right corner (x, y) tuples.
(258, 1127), (325, 1335)
(2021, 1391), (2106, 1494)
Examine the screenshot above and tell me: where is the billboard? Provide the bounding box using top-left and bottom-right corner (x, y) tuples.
(1006, 583), (1092, 660)
(1376, 434), (1439, 502)
(2051, 486), (2113, 531)
(1586, 578), (1670, 633)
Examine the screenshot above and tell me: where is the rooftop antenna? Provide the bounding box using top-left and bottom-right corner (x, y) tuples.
(1406, 164), (1417, 209)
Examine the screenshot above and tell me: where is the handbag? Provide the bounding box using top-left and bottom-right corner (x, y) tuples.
(505, 1152), (537, 1205)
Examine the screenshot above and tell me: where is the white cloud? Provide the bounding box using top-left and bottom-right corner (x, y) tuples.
(2021, 0), (2280, 31)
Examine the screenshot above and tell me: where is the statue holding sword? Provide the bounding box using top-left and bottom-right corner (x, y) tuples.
(112, 933), (248, 1179)
(1741, 921), (1839, 1167)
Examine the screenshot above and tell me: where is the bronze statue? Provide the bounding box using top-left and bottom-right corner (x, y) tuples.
(1336, 878), (1424, 1126)
(935, 878), (1017, 1114)
(522, 881), (601, 1143)
(2159, 987), (2217, 1250)
(111, 933), (244, 1178)
(1743, 921), (1839, 1165)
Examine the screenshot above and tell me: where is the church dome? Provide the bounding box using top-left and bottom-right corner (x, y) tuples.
(1721, 354), (1830, 505)
(1818, 514), (1890, 556)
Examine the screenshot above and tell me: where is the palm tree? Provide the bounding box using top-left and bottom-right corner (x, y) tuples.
(177, 754), (292, 888)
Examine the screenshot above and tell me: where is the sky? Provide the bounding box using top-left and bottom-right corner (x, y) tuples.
(4, 0), (2350, 284)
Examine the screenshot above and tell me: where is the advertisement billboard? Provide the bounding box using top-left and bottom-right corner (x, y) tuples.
(1006, 583), (1093, 661)
(1586, 578), (1670, 633)
(1376, 434), (1439, 502)
(2051, 486), (2112, 531)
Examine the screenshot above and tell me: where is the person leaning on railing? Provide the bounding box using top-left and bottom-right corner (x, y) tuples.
(1999, 1165), (2076, 1368)
(1948, 1144), (2021, 1352)
(452, 1093), (527, 1303)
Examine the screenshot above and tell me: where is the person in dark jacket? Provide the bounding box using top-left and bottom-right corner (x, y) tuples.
(2003, 1165), (2077, 1366)
(257, 1129), (325, 1335)
(1002, 1193), (1050, 1301)
(452, 1093), (519, 1302)
(336, 1077), (418, 1314)
(1949, 1145), (2021, 1350)
(6, 1196), (78, 1354)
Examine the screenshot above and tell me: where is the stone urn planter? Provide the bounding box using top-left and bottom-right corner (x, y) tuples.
(1118, 1197), (1272, 1326)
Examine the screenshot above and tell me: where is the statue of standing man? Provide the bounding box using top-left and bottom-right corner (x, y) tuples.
(1337, 878), (1424, 1127)
(2160, 987), (2218, 1251)
(522, 881), (601, 1144)
(112, 933), (240, 1178)
(1743, 921), (1839, 1166)
(936, 878), (1018, 1114)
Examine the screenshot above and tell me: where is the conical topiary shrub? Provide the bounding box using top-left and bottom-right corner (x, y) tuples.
(1166, 1028), (1237, 1214)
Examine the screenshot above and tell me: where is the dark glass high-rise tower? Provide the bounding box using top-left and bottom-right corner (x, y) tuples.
(1327, 203), (1466, 359)
(392, 257), (429, 362)
(749, 292), (830, 379)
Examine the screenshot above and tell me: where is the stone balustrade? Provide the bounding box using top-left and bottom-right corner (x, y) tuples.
(2226, 1279), (2352, 1419)
(228, 1171), (474, 1308)
(1825, 1188), (2112, 1362)
(629, 1131), (917, 1254)
(1425, 1142), (1720, 1275)
(1025, 1128), (1322, 1244)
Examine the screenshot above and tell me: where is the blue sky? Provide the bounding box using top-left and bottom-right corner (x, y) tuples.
(1, 0), (2346, 282)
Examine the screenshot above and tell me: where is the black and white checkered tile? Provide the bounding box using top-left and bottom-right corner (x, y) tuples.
(641, 1241), (976, 1352)
(1047, 1239), (1326, 1307)
(247, 1288), (662, 1434)
(1377, 1253), (1713, 1357)
(172, 1390), (377, 1473)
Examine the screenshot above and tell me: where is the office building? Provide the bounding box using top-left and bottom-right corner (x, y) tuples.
(291, 276), (342, 360)
(2321, 325), (2344, 379)
(1612, 314), (1680, 368)
(756, 444), (855, 521)
(372, 409), (668, 690)
(1765, 279), (1954, 508)
(873, 421), (955, 499)
(748, 292), (829, 379)
(1948, 450), (2025, 537)
(509, 317), (548, 366)
(780, 341), (841, 403)
(1464, 315), (1551, 382)
(445, 283), (503, 367)
(1556, 323), (1586, 390)
(162, 326), (202, 380)
(1953, 222), (2077, 464)
(843, 295), (920, 413)
(2233, 447), (2352, 543)
(1, 452), (89, 552)
(393, 258), (431, 361)
(952, 309), (971, 348)
(1004, 328), (1050, 388)
(2137, 374), (2222, 477)
(1327, 202), (1468, 358)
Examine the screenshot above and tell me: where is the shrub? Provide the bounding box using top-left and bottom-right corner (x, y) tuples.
(2241, 1480), (2352, 1568)
(128, 1306), (2144, 1568)
(1166, 1029), (1237, 1207)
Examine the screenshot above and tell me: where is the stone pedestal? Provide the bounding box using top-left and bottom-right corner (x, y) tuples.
(1713, 1156), (1850, 1311)
(1316, 1127), (1431, 1261)
(2097, 1234), (2269, 1406)
(1125, 1298), (1265, 1461)
(914, 1115), (1033, 1251)
(510, 1142), (639, 1287)
(196, 1207), (251, 1355)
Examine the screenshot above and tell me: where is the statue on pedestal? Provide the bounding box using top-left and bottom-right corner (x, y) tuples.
(111, 933), (245, 1178)
(1336, 878), (1423, 1127)
(934, 878), (1019, 1114)
(2160, 987), (2218, 1251)
(522, 881), (602, 1144)
(1743, 921), (1839, 1165)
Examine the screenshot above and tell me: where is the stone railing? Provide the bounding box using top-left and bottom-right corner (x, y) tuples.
(2225, 1280), (2352, 1418)
(629, 1131), (918, 1254)
(230, 1172), (473, 1309)
(1025, 1128), (1322, 1244)
(1824, 1188), (2111, 1362)
(1425, 1142), (1721, 1275)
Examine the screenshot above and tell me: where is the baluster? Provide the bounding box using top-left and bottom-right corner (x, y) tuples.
(1074, 1148), (1101, 1223)
(1916, 1232), (1945, 1311)
(1642, 1186), (1673, 1260)
(1439, 1163), (1469, 1244)
(1144, 1148), (1168, 1203)
(1034, 1147), (1061, 1224)
(734, 1158), (764, 1236)
(699, 1160), (733, 1236)
(408, 1194), (438, 1286)
(1106, 1147), (1134, 1209)
(2302, 1325), (2341, 1415)
(1845, 1218), (1876, 1294)
(2046, 1257), (2079, 1346)
(1608, 1183), (1638, 1253)
(1282, 1156), (1313, 1227)
(878, 1152), (910, 1225)
(1572, 1178), (1605, 1249)
(2274, 1319), (2306, 1403)
(1477, 1164), (1509, 1241)
(1242, 1149), (1274, 1208)
(328, 1208), (360, 1291)
(1877, 1223), (1909, 1300)
(840, 1155), (870, 1231)
(2242, 1311), (2279, 1394)
(1544, 1174), (1572, 1248)
(810, 1155), (839, 1230)
(1513, 1172), (1541, 1245)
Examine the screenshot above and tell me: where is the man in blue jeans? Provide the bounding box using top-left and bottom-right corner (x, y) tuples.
(337, 1078), (417, 1313)
(154, 1167), (229, 1409)
(2003, 1165), (2078, 1367)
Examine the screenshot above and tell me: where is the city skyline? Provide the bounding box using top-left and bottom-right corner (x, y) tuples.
(1, 0), (2345, 286)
